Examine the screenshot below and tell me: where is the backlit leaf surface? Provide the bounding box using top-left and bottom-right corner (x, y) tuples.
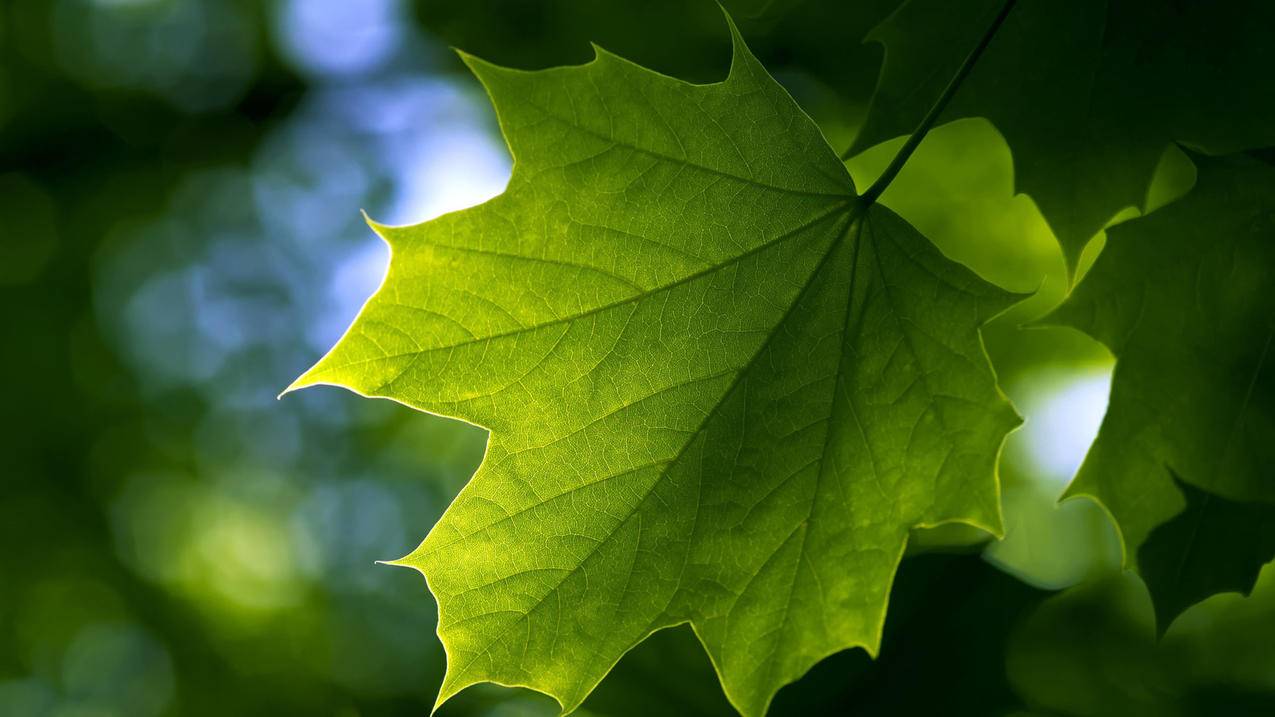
(291, 22), (1017, 716)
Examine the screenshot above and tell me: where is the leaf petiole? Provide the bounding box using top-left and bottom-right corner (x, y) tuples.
(853, 0), (1018, 204)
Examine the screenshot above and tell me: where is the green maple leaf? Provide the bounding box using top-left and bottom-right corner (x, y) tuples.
(1138, 473), (1275, 634)
(288, 19), (1018, 716)
(1051, 153), (1275, 631)
(852, 0), (1275, 270)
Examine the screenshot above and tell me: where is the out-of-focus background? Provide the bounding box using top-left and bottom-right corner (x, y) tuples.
(3, 1), (1272, 715)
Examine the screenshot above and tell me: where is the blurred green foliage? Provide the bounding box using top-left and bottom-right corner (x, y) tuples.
(2, 1), (1271, 716)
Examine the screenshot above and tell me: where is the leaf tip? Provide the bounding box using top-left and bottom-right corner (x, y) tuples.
(453, 46), (506, 86)
(430, 687), (455, 717)
(378, 546), (429, 578)
(376, 557), (431, 583)
(278, 355), (361, 401)
(715, 0), (738, 29)
(375, 556), (417, 572)
(360, 208), (390, 234)
(452, 45), (479, 67)
(278, 370), (318, 400)
(717, 2), (761, 81)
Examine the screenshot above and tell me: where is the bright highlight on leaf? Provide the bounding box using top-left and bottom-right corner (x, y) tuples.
(288, 17), (1018, 716)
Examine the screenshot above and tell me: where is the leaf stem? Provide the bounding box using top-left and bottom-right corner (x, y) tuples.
(857, 0), (1018, 205)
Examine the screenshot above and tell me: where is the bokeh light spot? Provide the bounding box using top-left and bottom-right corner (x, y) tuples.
(1019, 370), (1113, 488)
(273, 0), (404, 78)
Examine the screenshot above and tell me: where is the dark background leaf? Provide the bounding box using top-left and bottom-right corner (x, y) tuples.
(1139, 473), (1275, 635)
(854, 0), (1275, 268)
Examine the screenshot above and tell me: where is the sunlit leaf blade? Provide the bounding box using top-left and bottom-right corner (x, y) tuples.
(290, 18), (1018, 716)
(1052, 153), (1275, 628)
(854, 0), (1275, 271)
